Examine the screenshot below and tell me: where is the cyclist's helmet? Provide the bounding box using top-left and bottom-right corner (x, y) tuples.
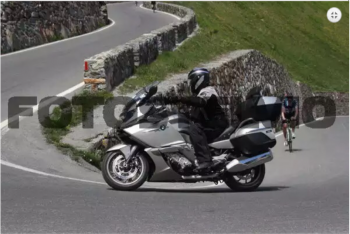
(187, 68), (210, 95)
(285, 91), (294, 99)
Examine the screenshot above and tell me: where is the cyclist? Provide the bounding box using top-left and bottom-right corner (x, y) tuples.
(151, 1), (156, 12)
(281, 91), (298, 146)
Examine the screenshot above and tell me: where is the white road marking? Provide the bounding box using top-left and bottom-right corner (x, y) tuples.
(1, 82), (85, 135)
(1, 160), (106, 185)
(1, 158), (222, 189)
(1, 19), (116, 58)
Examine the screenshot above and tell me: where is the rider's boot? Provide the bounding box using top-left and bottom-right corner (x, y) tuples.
(196, 161), (214, 170)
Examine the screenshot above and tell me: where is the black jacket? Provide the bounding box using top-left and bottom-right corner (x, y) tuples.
(150, 86), (228, 129)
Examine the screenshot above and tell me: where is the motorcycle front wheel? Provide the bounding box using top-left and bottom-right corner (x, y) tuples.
(101, 151), (149, 191)
(224, 164), (265, 192)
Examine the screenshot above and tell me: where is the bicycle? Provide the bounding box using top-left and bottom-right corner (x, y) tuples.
(285, 119), (294, 152)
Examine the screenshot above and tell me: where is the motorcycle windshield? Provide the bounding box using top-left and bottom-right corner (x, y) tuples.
(132, 81), (160, 102)
(122, 81), (160, 114)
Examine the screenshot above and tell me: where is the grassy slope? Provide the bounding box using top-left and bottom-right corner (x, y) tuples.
(122, 1), (349, 93)
(42, 90), (113, 168)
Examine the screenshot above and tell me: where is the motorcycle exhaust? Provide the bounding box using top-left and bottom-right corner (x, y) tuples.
(226, 149), (273, 173)
(182, 173), (219, 180)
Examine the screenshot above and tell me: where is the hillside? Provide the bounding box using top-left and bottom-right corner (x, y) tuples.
(124, 1), (349, 92)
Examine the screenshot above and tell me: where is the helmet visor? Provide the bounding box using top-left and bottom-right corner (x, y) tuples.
(189, 78), (198, 94)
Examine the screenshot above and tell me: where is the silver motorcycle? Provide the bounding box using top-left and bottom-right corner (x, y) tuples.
(101, 81), (282, 191)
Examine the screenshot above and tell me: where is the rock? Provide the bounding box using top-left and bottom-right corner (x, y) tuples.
(39, 11), (47, 19)
(1, 12), (8, 22)
(31, 11), (38, 18)
(101, 5), (107, 13)
(5, 7), (12, 14)
(60, 24), (69, 38)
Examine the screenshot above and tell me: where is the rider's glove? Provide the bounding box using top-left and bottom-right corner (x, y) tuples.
(149, 94), (179, 105)
(148, 94), (162, 102)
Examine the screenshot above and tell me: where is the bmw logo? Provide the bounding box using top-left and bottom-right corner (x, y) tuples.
(160, 125), (166, 131)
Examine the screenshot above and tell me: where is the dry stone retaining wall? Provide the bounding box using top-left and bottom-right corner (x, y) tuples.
(83, 2), (198, 91)
(1, 1), (108, 54)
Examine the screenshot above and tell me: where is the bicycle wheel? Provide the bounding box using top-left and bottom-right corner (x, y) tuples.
(288, 128), (293, 153)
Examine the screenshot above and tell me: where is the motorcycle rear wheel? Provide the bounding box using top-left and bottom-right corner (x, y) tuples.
(101, 151), (149, 191)
(224, 164), (265, 192)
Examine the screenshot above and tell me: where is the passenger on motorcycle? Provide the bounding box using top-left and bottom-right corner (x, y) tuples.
(148, 68), (229, 170)
(281, 91), (298, 146)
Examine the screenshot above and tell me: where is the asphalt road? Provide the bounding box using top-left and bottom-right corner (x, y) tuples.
(1, 2), (177, 122)
(1, 2), (349, 233)
(2, 117), (348, 233)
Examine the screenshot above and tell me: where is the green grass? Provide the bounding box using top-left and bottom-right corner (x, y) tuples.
(41, 90), (113, 168)
(121, 1), (349, 94)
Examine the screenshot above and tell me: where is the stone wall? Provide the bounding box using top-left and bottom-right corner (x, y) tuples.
(159, 50), (348, 127)
(309, 92), (348, 120)
(83, 2), (198, 91)
(1, 1), (109, 54)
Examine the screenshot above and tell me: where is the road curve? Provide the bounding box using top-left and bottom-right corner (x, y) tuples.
(1, 2), (348, 233)
(1, 2), (178, 122)
(2, 117), (348, 233)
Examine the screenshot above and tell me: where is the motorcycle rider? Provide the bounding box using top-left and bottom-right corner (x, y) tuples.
(148, 68), (229, 170)
(281, 91), (298, 146)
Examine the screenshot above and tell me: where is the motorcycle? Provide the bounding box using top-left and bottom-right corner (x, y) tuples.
(101, 81), (282, 191)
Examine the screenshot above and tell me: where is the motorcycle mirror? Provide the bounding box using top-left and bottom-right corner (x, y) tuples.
(136, 99), (145, 107)
(148, 86), (157, 96)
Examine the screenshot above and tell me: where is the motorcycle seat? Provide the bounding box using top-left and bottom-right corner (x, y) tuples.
(211, 124), (239, 143)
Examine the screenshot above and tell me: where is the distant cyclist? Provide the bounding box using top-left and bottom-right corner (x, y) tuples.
(281, 91), (298, 146)
(151, 1), (156, 12)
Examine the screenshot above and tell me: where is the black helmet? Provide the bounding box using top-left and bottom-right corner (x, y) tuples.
(187, 68), (210, 94)
(285, 91), (294, 99)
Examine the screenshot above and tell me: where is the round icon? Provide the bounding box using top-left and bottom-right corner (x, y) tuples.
(327, 7), (342, 23)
